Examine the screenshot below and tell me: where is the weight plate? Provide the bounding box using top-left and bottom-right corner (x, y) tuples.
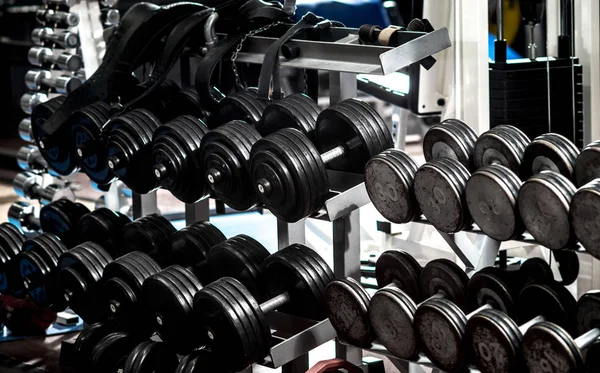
(218, 90), (263, 127)
(518, 282), (576, 332)
(518, 171), (576, 250)
(574, 141), (600, 187)
(586, 339), (600, 373)
(420, 259), (469, 311)
(522, 322), (583, 373)
(338, 100), (381, 155)
(369, 284), (419, 358)
(521, 133), (578, 180)
(468, 271), (517, 318)
(324, 278), (373, 347)
(123, 340), (179, 373)
(375, 250), (421, 302)
(90, 331), (140, 373)
(575, 290), (600, 336)
(175, 349), (226, 373)
(365, 149), (421, 224)
(290, 244), (334, 288)
(553, 250), (579, 286)
(281, 245), (327, 303)
(423, 120), (473, 170)
(352, 99), (394, 152)
(570, 181), (600, 261)
(78, 208), (130, 257)
(466, 165), (524, 241)
(73, 322), (118, 371)
(0, 223), (25, 256)
(414, 297), (468, 372)
(474, 127), (523, 174)
(465, 308), (524, 373)
(519, 258), (553, 286)
(259, 96), (315, 137)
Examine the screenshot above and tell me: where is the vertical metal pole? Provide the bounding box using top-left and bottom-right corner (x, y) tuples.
(132, 192), (158, 219)
(281, 354), (310, 373)
(277, 219), (306, 249)
(329, 72), (357, 104)
(185, 199), (210, 225)
(103, 182), (121, 212)
(333, 210), (362, 365)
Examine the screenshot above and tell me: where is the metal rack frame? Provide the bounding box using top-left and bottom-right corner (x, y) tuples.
(128, 26), (452, 373)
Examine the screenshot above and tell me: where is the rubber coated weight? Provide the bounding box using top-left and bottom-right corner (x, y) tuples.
(218, 89), (268, 128)
(521, 133), (579, 180)
(78, 208), (130, 257)
(519, 281), (576, 333)
(519, 258), (553, 285)
(201, 120), (261, 210)
(574, 141), (600, 187)
(571, 179), (600, 261)
(420, 259), (469, 311)
(166, 87), (211, 120)
(40, 199), (90, 247)
(122, 214), (176, 266)
(72, 322), (118, 372)
(259, 93), (320, 139)
(152, 115), (211, 203)
(324, 278), (373, 347)
(414, 157), (472, 233)
(375, 250), (421, 302)
(71, 101), (113, 186)
(473, 125), (530, 173)
(423, 118), (477, 170)
(553, 250), (580, 286)
(466, 164), (524, 241)
(0, 223), (26, 296)
(519, 171), (577, 250)
(122, 340), (179, 373)
(90, 331), (140, 373)
(175, 349), (228, 373)
(365, 149), (421, 224)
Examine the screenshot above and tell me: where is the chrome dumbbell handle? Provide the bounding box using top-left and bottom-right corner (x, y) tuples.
(17, 145), (49, 172)
(36, 9), (80, 27)
(32, 28), (80, 49)
(28, 47), (82, 71)
(101, 9), (120, 26)
(25, 70), (82, 94)
(20, 92), (48, 114)
(19, 118), (33, 143)
(13, 171), (75, 204)
(8, 202), (40, 233)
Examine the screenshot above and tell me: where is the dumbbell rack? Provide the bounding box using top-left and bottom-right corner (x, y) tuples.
(122, 26), (451, 373)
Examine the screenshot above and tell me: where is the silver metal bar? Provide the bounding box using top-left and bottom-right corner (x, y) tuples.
(185, 199), (210, 225)
(132, 192), (158, 219)
(575, 328), (600, 348)
(261, 292), (289, 313)
(321, 146), (345, 164)
(497, 0), (504, 39)
(466, 303), (493, 319)
(330, 72), (358, 103)
(519, 315), (545, 334)
(277, 219), (306, 249)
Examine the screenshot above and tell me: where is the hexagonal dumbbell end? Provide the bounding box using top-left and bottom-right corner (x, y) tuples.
(31, 28), (80, 49)
(17, 145), (48, 172)
(28, 47), (82, 72)
(19, 118), (33, 143)
(36, 9), (80, 27)
(20, 92), (48, 115)
(25, 70), (82, 94)
(8, 201), (40, 233)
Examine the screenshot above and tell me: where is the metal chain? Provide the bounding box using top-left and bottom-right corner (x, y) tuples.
(231, 21), (281, 90)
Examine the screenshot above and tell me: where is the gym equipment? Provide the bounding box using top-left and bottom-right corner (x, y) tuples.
(193, 244), (334, 371)
(20, 92), (53, 115)
(200, 120), (261, 210)
(36, 9), (80, 27)
(374, 250), (422, 303)
(32, 28), (80, 49)
(0, 223), (27, 297)
(101, 9), (121, 26)
(13, 171), (75, 204)
(364, 149), (421, 224)
(521, 133), (579, 180)
(17, 233), (69, 308)
(78, 208), (130, 256)
(8, 202), (40, 233)
(466, 281), (577, 373)
(89, 331), (142, 373)
(152, 115), (211, 203)
(71, 322), (119, 372)
(472, 125), (530, 174)
(216, 89), (269, 129)
(39, 198), (90, 247)
(17, 145), (48, 171)
(121, 214), (177, 267)
(175, 349), (224, 373)
(414, 157), (472, 233)
(251, 98), (393, 222)
(28, 47), (83, 71)
(518, 171), (577, 250)
(25, 70), (82, 95)
(571, 179), (600, 261)
(19, 118), (33, 142)
(522, 290), (599, 373)
(519, 257), (554, 285)
(465, 164), (524, 241)
(257, 93), (321, 140)
(413, 269), (524, 372)
(105, 109), (163, 193)
(574, 140), (600, 187)
(122, 340), (179, 373)
(422, 119), (478, 170)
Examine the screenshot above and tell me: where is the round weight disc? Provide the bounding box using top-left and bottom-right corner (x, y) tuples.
(90, 331), (140, 373)
(423, 120), (473, 169)
(467, 271), (517, 318)
(473, 127), (523, 173)
(574, 141), (600, 187)
(519, 258), (553, 285)
(522, 322), (584, 373)
(570, 182), (600, 261)
(375, 250), (421, 302)
(518, 283), (576, 332)
(122, 340), (179, 373)
(521, 134), (578, 180)
(175, 349), (226, 373)
(574, 290), (600, 336)
(420, 259), (469, 311)
(73, 322), (118, 371)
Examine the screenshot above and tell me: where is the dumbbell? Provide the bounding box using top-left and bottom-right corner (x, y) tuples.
(121, 340), (179, 373)
(8, 202), (40, 234)
(46, 0), (76, 6)
(19, 118), (33, 143)
(28, 46), (83, 71)
(70, 102), (114, 186)
(163, 87), (211, 121)
(364, 149), (421, 224)
(412, 267), (531, 372)
(101, 9), (120, 26)
(0, 223), (27, 297)
(193, 244), (334, 372)
(32, 28), (80, 49)
(13, 171), (75, 204)
(257, 93), (322, 140)
(423, 119), (478, 170)
(36, 9), (80, 27)
(465, 281), (577, 373)
(473, 125), (530, 175)
(522, 290), (600, 373)
(152, 115), (211, 203)
(212, 88), (269, 129)
(174, 349), (223, 373)
(571, 180), (600, 261)
(465, 164), (524, 241)
(251, 98), (393, 222)
(68, 322), (119, 372)
(105, 109), (163, 194)
(521, 133), (580, 180)
(88, 331), (143, 373)
(25, 70), (82, 94)
(17, 145), (48, 171)
(100, 0), (119, 6)
(78, 208), (130, 255)
(20, 92), (52, 115)
(574, 141), (600, 187)
(518, 171), (577, 250)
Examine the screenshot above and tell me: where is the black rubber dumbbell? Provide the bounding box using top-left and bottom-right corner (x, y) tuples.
(174, 349), (224, 373)
(522, 290), (600, 373)
(571, 179), (600, 261)
(472, 125), (530, 175)
(521, 133), (580, 181)
(193, 244), (334, 372)
(574, 140), (600, 187)
(466, 280), (577, 373)
(0, 223), (27, 297)
(251, 98), (393, 222)
(422, 119), (478, 171)
(68, 321), (119, 372)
